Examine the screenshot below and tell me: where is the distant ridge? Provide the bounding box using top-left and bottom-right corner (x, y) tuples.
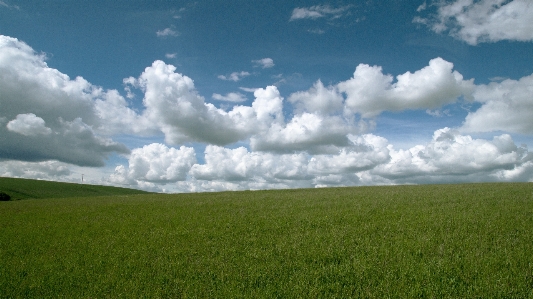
(0, 177), (151, 200)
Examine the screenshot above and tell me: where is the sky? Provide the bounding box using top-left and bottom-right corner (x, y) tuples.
(0, 0), (532, 192)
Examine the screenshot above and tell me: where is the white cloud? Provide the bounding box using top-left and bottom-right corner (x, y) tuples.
(460, 74), (533, 134)
(252, 58), (274, 69)
(371, 128), (531, 183)
(7, 113), (52, 136)
(93, 89), (156, 135)
(288, 80), (343, 114)
(493, 161), (533, 182)
(0, 0), (19, 10)
(134, 61), (286, 145)
(212, 92), (247, 102)
(417, 1), (427, 12)
(250, 86), (284, 125)
(308, 134), (391, 174)
(0, 160), (71, 179)
(218, 71), (250, 82)
(165, 53), (177, 59)
(2, 115), (130, 167)
(250, 113), (361, 154)
(426, 109), (451, 117)
(123, 76), (137, 99)
(156, 27), (179, 37)
(239, 87), (260, 93)
(110, 143), (196, 185)
(313, 173), (361, 188)
(0, 35), (135, 166)
(189, 145), (311, 183)
(233, 58), (474, 154)
(290, 7), (323, 20)
(415, 0), (533, 45)
(290, 5), (352, 21)
(337, 57), (474, 118)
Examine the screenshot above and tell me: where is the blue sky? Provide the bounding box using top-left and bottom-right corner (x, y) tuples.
(1, 0), (532, 192)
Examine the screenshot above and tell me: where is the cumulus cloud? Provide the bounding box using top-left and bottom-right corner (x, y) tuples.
(493, 161), (533, 182)
(337, 57), (474, 118)
(7, 117), (128, 166)
(212, 92), (247, 102)
(0, 35), (140, 166)
(371, 128), (531, 183)
(156, 27), (179, 37)
(262, 57), (474, 148)
(308, 134), (390, 174)
(110, 143), (196, 185)
(217, 71), (250, 82)
(414, 0), (533, 45)
(250, 113), (362, 154)
(288, 79), (344, 114)
(7, 113), (52, 136)
(189, 145), (311, 183)
(252, 58), (274, 69)
(134, 61), (284, 145)
(290, 5), (352, 21)
(93, 89), (156, 136)
(461, 74), (533, 134)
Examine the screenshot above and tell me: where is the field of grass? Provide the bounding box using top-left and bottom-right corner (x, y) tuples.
(0, 177), (151, 200)
(1, 181), (532, 298)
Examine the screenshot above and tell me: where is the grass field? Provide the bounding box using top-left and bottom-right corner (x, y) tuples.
(1, 181), (532, 298)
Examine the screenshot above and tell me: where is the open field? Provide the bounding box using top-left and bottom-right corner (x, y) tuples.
(1, 181), (532, 298)
(0, 177), (151, 200)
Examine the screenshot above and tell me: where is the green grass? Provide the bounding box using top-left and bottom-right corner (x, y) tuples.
(0, 177), (151, 200)
(1, 182), (533, 298)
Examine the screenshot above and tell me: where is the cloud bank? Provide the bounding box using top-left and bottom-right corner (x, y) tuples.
(108, 129), (532, 192)
(1, 34), (532, 192)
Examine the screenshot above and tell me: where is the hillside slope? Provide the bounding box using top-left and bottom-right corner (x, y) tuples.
(0, 177), (151, 200)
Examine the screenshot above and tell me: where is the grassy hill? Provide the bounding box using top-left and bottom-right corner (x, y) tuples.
(1, 182), (532, 297)
(0, 177), (151, 200)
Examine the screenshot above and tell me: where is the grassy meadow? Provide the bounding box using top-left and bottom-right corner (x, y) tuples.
(1, 180), (532, 298)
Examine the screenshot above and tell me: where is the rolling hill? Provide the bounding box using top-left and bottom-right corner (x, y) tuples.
(0, 177), (151, 200)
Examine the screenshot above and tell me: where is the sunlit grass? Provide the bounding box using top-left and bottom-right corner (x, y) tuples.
(1, 183), (532, 297)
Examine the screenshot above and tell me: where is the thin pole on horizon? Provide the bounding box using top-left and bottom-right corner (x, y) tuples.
(82, 174), (84, 183)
